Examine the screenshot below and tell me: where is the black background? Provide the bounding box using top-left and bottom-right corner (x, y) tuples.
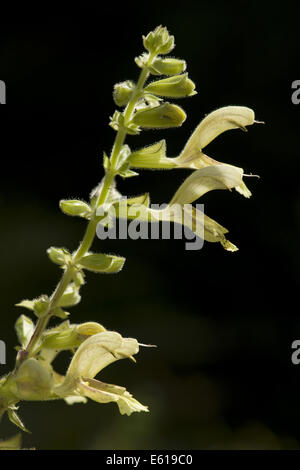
(0, 1), (300, 449)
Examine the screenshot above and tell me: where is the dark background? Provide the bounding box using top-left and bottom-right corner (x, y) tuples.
(0, 1), (300, 449)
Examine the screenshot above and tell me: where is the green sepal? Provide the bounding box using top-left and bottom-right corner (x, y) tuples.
(114, 144), (131, 171)
(72, 269), (85, 288)
(15, 315), (35, 349)
(60, 200), (92, 219)
(111, 145), (139, 179)
(135, 52), (150, 69)
(143, 94), (162, 107)
(15, 299), (35, 311)
(104, 256), (126, 273)
(57, 284), (81, 308)
(13, 358), (54, 401)
(78, 253), (125, 274)
(109, 110), (123, 131)
(119, 168), (139, 178)
(113, 193), (150, 219)
(40, 321), (105, 352)
(103, 152), (111, 171)
(52, 307), (70, 320)
(33, 295), (50, 317)
(7, 408), (31, 433)
(47, 247), (71, 266)
(113, 80), (135, 107)
(129, 140), (176, 169)
(40, 327), (80, 351)
(109, 111), (140, 135)
(16, 296), (50, 319)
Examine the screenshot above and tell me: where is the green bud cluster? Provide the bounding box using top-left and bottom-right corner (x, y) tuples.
(143, 25), (175, 55)
(109, 25), (196, 180)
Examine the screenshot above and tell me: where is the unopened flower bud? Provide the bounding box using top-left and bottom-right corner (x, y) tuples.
(78, 253), (125, 273)
(143, 26), (174, 55)
(150, 57), (186, 76)
(76, 322), (106, 337)
(132, 102), (186, 129)
(145, 74), (196, 98)
(113, 81), (135, 107)
(41, 327), (80, 350)
(59, 200), (91, 219)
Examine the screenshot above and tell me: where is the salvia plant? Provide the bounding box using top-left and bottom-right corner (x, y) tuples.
(0, 25), (260, 449)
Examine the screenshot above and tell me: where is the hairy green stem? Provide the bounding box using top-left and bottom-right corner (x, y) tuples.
(24, 173), (114, 358)
(21, 60), (153, 363)
(110, 56), (154, 167)
(25, 269), (74, 356)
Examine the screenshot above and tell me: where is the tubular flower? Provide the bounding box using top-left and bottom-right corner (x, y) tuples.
(54, 331), (148, 416)
(173, 106), (256, 197)
(112, 164), (245, 251)
(129, 106), (258, 198)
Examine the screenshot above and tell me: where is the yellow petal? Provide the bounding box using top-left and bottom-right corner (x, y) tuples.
(79, 378), (148, 416)
(55, 332), (139, 396)
(175, 152), (220, 170)
(176, 106), (255, 167)
(169, 164), (244, 205)
(136, 200), (238, 251)
(176, 204), (238, 251)
(110, 172), (240, 251)
(235, 180), (252, 198)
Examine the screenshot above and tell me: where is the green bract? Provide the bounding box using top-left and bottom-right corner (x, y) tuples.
(15, 315), (35, 349)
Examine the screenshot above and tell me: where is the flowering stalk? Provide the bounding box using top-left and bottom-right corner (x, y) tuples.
(0, 25), (260, 449)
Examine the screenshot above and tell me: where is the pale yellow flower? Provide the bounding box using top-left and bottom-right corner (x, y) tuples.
(54, 331), (148, 416)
